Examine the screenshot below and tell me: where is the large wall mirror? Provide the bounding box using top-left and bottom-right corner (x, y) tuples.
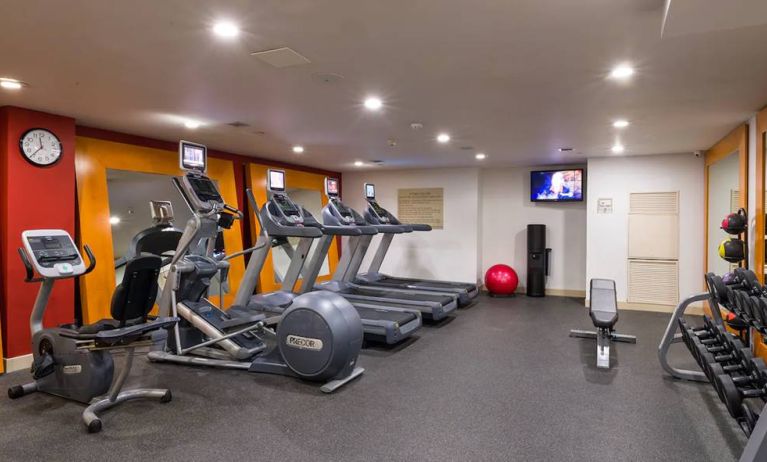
(755, 109), (767, 283)
(75, 137), (246, 323)
(704, 125), (748, 279)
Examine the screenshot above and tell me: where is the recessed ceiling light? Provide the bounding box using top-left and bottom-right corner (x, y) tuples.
(611, 143), (625, 154)
(436, 133), (451, 143)
(212, 20), (240, 38)
(364, 96), (382, 111)
(184, 120), (201, 129)
(0, 78), (24, 90)
(292, 145), (304, 154)
(558, 147), (573, 152)
(475, 153), (486, 160)
(613, 119), (629, 128)
(609, 64), (634, 80)
(109, 216), (121, 225)
(354, 161), (364, 167)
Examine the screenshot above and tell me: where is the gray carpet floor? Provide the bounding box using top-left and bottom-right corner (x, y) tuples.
(0, 295), (749, 461)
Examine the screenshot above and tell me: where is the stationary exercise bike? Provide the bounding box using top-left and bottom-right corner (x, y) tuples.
(8, 229), (178, 432)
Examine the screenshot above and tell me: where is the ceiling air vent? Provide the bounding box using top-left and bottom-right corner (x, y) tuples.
(370, 160), (384, 164)
(227, 121), (250, 128)
(251, 47), (311, 68)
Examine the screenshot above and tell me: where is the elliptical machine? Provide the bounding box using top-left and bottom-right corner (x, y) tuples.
(147, 140), (364, 393)
(8, 229), (178, 432)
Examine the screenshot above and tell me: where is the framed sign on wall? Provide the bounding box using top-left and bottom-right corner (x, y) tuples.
(397, 188), (444, 229)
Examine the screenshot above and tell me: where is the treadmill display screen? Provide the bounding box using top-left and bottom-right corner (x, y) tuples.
(365, 184), (375, 199)
(326, 178), (339, 197)
(188, 176), (223, 203)
(274, 194), (299, 216)
(269, 170), (286, 192)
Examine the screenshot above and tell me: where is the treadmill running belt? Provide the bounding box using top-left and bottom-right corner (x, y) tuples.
(347, 287), (454, 305)
(355, 306), (417, 324)
(376, 276), (476, 290)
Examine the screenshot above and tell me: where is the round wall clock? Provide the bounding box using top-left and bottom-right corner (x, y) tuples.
(19, 128), (62, 166)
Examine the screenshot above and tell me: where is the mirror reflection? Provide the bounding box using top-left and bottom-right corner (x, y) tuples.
(107, 169), (226, 297)
(707, 151), (741, 275)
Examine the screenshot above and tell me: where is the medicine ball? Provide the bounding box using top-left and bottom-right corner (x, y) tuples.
(721, 210), (747, 235)
(718, 238), (745, 263)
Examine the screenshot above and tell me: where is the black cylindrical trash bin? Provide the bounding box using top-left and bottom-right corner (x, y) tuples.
(527, 224), (549, 297)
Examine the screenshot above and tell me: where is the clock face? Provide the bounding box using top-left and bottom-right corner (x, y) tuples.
(19, 128), (62, 166)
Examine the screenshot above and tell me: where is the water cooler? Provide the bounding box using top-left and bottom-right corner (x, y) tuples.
(526, 224), (551, 297)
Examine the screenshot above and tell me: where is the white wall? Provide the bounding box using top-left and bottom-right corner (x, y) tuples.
(480, 167), (587, 292)
(586, 154), (705, 303)
(343, 167), (482, 283)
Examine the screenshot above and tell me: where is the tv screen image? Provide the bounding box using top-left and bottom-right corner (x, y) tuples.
(530, 169), (583, 202)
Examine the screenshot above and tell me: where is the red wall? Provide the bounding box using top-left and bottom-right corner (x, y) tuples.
(0, 106), (77, 358)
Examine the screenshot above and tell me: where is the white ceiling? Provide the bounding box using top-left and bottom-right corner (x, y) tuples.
(1, 0), (767, 171)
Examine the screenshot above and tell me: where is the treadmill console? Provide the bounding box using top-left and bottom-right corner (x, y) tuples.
(325, 177), (354, 224)
(22, 229), (85, 278)
(363, 183), (390, 223)
(268, 169), (304, 225)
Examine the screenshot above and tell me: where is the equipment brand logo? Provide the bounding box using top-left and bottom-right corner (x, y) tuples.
(63, 365), (82, 374)
(286, 335), (323, 351)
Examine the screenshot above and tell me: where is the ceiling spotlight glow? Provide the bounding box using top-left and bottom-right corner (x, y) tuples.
(292, 145), (304, 154)
(558, 147), (573, 152)
(109, 216), (121, 225)
(354, 161), (364, 167)
(611, 143), (625, 154)
(212, 21), (240, 38)
(613, 119), (629, 128)
(0, 78), (24, 90)
(436, 133), (451, 143)
(475, 153), (486, 160)
(184, 120), (201, 129)
(364, 96), (383, 111)
(609, 64), (635, 80)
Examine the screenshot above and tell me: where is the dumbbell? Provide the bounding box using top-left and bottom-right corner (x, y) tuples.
(709, 356), (767, 389)
(714, 373), (767, 433)
(693, 338), (750, 380)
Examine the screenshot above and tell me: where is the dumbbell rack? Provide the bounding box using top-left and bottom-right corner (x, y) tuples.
(658, 270), (767, 462)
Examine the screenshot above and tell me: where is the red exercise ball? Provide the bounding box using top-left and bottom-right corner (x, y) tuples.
(484, 264), (519, 296)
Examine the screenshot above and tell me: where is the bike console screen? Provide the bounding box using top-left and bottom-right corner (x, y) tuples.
(188, 176), (223, 203)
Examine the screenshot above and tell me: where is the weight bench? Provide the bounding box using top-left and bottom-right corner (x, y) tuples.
(570, 279), (636, 369)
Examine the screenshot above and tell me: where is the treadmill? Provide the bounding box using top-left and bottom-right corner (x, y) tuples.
(355, 183), (479, 306)
(232, 169), (422, 345)
(305, 178), (458, 322)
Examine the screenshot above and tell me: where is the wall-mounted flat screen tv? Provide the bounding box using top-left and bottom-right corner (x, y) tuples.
(530, 169), (584, 202)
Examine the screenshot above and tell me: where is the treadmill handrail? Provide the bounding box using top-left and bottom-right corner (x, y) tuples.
(373, 224), (408, 234)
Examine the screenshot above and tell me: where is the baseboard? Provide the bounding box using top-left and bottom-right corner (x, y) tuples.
(4, 354), (32, 373)
(477, 286), (587, 298)
(584, 299), (705, 316)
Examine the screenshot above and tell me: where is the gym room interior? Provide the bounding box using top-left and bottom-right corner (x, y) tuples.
(1, 1), (767, 461)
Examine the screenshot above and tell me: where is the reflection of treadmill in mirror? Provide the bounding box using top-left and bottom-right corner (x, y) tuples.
(235, 170), (422, 344)
(311, 177), (459, 322)
(357, 183), (479, 306)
